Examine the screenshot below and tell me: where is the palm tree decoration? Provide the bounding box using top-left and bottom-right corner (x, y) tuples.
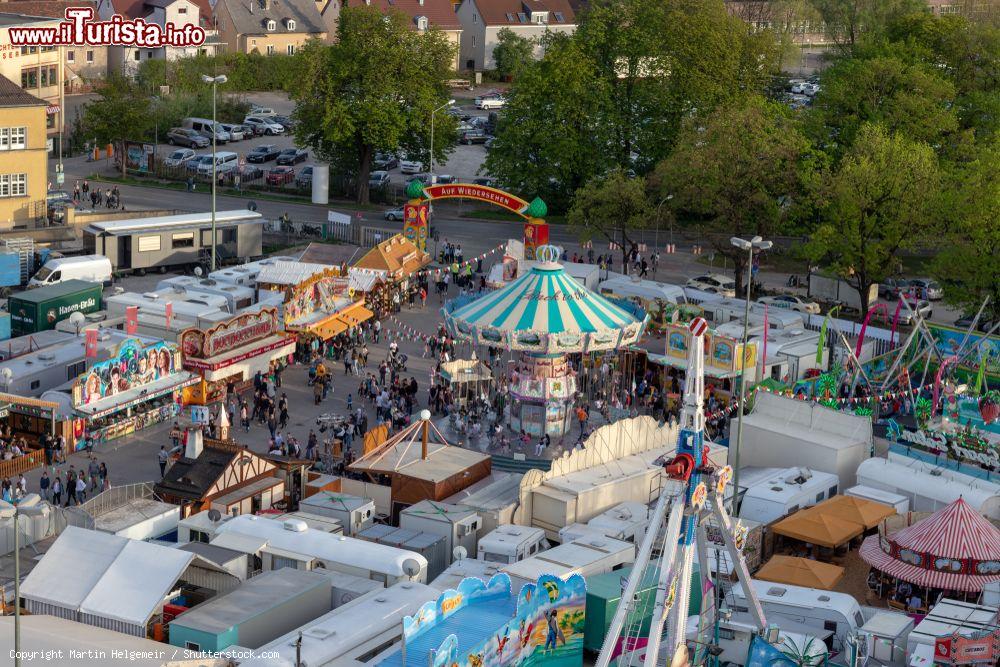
(854, 406), (873, 418)
(780, 635), (827, 666)
(915, 397), (933, 430)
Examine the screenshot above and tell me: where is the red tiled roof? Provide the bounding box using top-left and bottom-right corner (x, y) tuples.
(473, 0), (575, 26)
(348, 0), (461, 30)
(2, 0), (98, 19)
(107, 0), (214, 26)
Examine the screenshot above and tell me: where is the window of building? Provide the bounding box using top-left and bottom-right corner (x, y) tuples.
(815, 492), (825, 502)
(0, 174), (27, 197)
(9, 128), (26, 150)
(46, 114), (55, 130)
(505, 12), (514, 21)
(134, 50), (141, 61)
(66, 361), (86, 381)
(137, 235), (161, 252)
(177, 6), (187, 13)
(286, 19), (296, 30)
(266, 19), (276, 30)
(473, 14), (477, 23)
(86, 50), (94, 63)
(223, 228), (237, 244)
(266, 44), (275, 55)
(20, 46), (38, 55)
(171, 232), (195, 248)
(516, 12), (527, 23)
(532, 12), (546, 24)
(553, 11), (564, 22)
(416, 16), (428, 30)
(41, 46), (56, 53)
(147, 50), (154, 59)
(21, 68), (38, 89)
(472, 35), (476, 47)
(287, 44), (295, 55)
(185, 642), (200, 652)
(30, 379), (40, 390)
(67, 50), (75, 63)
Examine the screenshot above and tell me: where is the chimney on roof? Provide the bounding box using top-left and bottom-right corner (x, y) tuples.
(185, 427), (204, 460)
(418, 0), (424, 4)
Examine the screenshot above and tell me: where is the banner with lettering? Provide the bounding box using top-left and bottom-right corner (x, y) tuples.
(74, 339), (180, 407)
(402, 573), (511, 644)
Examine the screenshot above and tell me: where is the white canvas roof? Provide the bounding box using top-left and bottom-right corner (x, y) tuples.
(19, 527), (127, 610)
(78, 539), (194, 625)
(0, 616), (169, 667)
(20, 527), (197, 627)
(744, 391), (872, 450)
(257, 259), (332, 286)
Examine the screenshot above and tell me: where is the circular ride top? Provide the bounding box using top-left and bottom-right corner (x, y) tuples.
(441, 245), (648, 354)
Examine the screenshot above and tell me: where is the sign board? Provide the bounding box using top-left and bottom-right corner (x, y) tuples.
(327, 210), (351, 225)
(190, 405), (211, 424)
(73, 339), (181, 407)
(423, 183), (529, 215)
(179, 308), (281, 360)
(403, 202), (429, 252)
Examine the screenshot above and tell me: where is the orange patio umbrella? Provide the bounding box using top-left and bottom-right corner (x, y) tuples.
(756, 555), (846, 590)
(772, 506), (864, 549)
(814, 494), (896, 530)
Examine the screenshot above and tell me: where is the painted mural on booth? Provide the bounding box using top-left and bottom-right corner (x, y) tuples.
(411, 573), (586, 667)
(75, 339), (179, 406)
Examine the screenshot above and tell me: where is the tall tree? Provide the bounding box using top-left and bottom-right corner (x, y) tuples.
(805, 51), (959, 157)
(805, 124), (941, 314)
(931, 144), (1000, 321)
(567, 168), (652, 272)
(81, 73), (153, 177)
(492, 28), (536, 79)
(808, 0), (923, 48)
(652, 96), (819, 297)
(290, 8), (456, 204)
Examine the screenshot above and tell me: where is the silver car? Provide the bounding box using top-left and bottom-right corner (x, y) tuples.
(896, 298), (933, 325)
(220, 123), (246, 141)
(163, 148), (195, 167)
(907, 278), (943, 301)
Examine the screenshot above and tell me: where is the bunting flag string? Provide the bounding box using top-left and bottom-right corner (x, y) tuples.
(412, 243), (506, 279)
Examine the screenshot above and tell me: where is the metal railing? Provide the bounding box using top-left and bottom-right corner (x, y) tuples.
(75, 481), (159, 518)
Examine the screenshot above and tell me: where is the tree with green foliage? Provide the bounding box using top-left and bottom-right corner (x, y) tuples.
(808, 0), (923, 48)
(805, 50), (959, 157)
(485, 0), (782, 209)
(290, 8), (456, 204)
(567, 168), (652, 272)
(483, 35), (609, 211)
(81, 73), (153, 176)
(652, 96), (820, 297)
(492, 28), (535, 79)
(931, 144), (1000, 322)
(805, 124), (941, 314)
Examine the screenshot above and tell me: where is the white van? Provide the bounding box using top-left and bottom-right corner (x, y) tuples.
(196, 151), (239, 176)
(183, 117), (230, 144)
(30, 255), (113, 287)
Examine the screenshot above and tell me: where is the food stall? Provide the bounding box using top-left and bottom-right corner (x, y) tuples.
(68, 338), (199, 445)
(352, 234), (430, 316)
(179, 308), (296, 405)
(282, 268), (374, 344)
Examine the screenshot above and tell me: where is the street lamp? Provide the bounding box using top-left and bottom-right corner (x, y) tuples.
(429, 99), (455, 184)
(654, 194), (673, 251)
(201, 74), (227, 272)
(728, 234), (772, 513)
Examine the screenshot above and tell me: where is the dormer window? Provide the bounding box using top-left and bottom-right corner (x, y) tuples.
(285, 18), (296, 30)
(266, 19), (276, 30)
(415, 15), (428, 30)
(532, 11), (547, 24)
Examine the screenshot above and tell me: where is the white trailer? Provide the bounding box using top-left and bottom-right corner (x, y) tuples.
(808, 273), (877, 312)
(502, 536), (635, 593)
(845, 485), (909, 514)
(398, 501), (480, 563)
(477, 525), (548, 564)
(729, 580), (866, 655)
(856, 456), (1000, 519)
(298, 492), (376, 536)
(738, 468), (841, 525)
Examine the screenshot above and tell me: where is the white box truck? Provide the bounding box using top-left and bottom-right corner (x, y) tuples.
(807, 273), (877, 313)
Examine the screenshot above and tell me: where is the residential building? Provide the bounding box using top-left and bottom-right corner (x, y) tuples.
(0, 74), (47, 229)
(457, 0), (576, 71)
(215, 0), (327, 55)
(0, 12), (64, 140)
(3, 1), (108, 88)
(725, 1), (830, 46)
(313, 0), (340, 39)
(94, 0), (223, 74)
(346, 0), (462, 69)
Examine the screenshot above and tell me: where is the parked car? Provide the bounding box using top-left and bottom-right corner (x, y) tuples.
(789, 80), (807, 94)
(219, 123), (246, 141)
(163, 148), (196, 167)
(686, 273), (737, 298)
(460, 129), (489, 145)
(276, 148), (308, 165)
(243, 115), (285, 135)
(266, 166), (296, 185)
(374, 153), (399, 170)
(955, 313), (999, 332)
(400, 158), (425, 174)
(166, 127), (210, 148)
(186, 155), (213, 173)
(436, 174), (456, 184)
(801, 83), (820, 96)
(907, 278), (943, 301)
(384, 206), (405, 221)
(247, 144), (281, 163)
(236, 164), (264, 181)
(369, 170), (390, 188)
(475, 96), (505, 110)
(757, 294), (821, 314)
(295, 166), (315, 188)
(879, 277), (910, 300)
(249, 105), (276, 116)
(271, 115), (296, 131)
(413, 173), (434, 186)
(896, 297), (933, 325)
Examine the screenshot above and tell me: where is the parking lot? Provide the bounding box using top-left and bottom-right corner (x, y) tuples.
(154, 92), (494, 203)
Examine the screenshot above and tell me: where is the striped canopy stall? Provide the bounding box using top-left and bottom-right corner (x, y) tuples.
(442, 257), (647, 353)
(860, 498), (1000, 592)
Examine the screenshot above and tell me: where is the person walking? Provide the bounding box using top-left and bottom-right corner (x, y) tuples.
(39, 470), (50, 501)
(99, 462), (108, 490)
(51, 475), (62, 506)
(314, 377), (323, 405)
(158, 445), (169, 478)
(76, 473), (87, 503)
(88, 457), (101, 493)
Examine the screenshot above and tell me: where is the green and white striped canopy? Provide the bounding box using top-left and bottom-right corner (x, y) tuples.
(443, 263), (647, 353)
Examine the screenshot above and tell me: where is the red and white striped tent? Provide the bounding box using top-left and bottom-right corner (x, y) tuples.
(860, 498), (1000, 592)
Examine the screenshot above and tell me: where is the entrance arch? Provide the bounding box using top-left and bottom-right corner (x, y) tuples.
(401, 180), (549, 259)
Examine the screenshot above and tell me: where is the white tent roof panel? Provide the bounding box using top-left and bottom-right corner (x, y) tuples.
(78, 539), (194, 626)
(19, 527), (127, 610)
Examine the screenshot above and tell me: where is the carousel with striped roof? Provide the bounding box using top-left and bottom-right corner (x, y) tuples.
(441, 245), (648, 437)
